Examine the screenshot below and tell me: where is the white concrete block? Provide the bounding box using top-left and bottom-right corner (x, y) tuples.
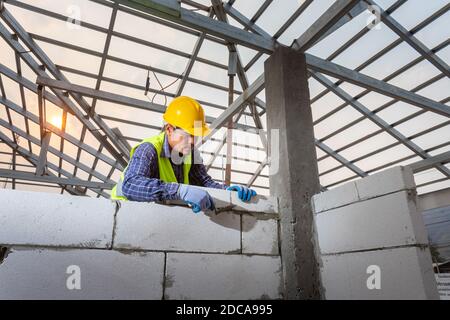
(312, 181), (359, 213)
(0, 248), (164, 299)
(230, 192), (278, 214)
(114, 201), (241, 253)
(162, 186), (231, 212)
(320, 246), (439, 300)
(315, 191), (429, 254)
(190, 186), (232, 210)
(242, 215), (279, 255)
(165, 253), (282, 299)
(355, 166), (415, 200)
(0, 189), (115, 248)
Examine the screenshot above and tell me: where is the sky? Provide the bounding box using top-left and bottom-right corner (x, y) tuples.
(0, 0), (449, 197)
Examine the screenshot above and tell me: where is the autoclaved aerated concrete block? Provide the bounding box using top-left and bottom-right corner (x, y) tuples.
(165, 252), (282, 299)
(312, 181), (359, 214)
(320, 246), (439, 300)
(186, 186), (279, 215)
(113, 201), (241, 253)
(242, 215), (279, 255)
(355, 166), (415, 201)
(0, 247), (164, 299)
(312, 166), (416, 214)
(0, 189), (115, 248)
(314, 190), (429, 254)
(188, 185), (232, 209)
(230, 192), (278, 214)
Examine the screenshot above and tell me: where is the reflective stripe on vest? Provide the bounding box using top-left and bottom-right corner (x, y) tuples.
(110, 132), (191, 201)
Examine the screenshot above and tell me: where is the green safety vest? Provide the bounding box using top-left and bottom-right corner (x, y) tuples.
(110, 132), (191, 200)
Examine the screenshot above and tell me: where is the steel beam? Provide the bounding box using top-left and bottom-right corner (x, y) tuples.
(408, 151), (450, 173)
(0, 169), (114, 189)
(175, 9), (213, 96)
(291, 0), (361, 51)
(366, 0), (450, 78)
(248, 95), (366, 178)
(0, 73), (4, 97)
(35, 76), (254, 132)
(200, 73), (265, 143)
(0, 17), (129, 167)
(53, 64), (256, 117)
(0, 63), (71, 113)
(211, 0), (252, 183)
(6, 0), (228, 70)
(311, 71), (450, 179)
(28, 32), (240, 96)
(310, 2), (448, 108)
(245, 0), (272, 27)
(14, 47), (32, 152)
(35, 131), (51, 175)
(0, 119), (116, 185)
(247, 157), (267, 187)
(90, 2), (118, 115)
(0, 9), (130, 161)
(306, 53), (450, 118)
(315, 138), (368, 178)
(210, 0), (268, 160)
(314, 1), (367, 46)
(0, 131), (94, 196)
(0, 95), (120, 169)
(244, 0), (314, 71)
(316, 82), (449, 168)
(115, 0), (275, 53)
(322, 127), (450, 189)
(223, 3), (272, 39)
(36, 76), (167, 113)
(209, 5), (448, 166)
(313, 42), (448, 129)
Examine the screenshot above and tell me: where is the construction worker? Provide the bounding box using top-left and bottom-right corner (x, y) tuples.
(111, 96), (257, 213)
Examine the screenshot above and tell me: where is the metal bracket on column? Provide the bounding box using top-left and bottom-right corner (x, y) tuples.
(228, 51), (237, 76)
(35, 131), (52, 176)
(116, 0), (181, 17)
(37, 85), (46, 140)
(36, 83), (51, 176)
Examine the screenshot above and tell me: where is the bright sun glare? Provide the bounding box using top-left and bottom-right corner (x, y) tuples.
(50, 116), (62, 129)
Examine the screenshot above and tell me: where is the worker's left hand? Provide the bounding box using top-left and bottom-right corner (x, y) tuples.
(226, 185), (257, 202)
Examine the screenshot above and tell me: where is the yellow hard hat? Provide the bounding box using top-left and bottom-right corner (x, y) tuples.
(163, 96), (211, 137)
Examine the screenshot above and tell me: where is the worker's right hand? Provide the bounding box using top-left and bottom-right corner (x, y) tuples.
(177, 184), (215, 214)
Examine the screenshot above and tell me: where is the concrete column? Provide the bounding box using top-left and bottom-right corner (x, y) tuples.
(264, 46), (322, 299)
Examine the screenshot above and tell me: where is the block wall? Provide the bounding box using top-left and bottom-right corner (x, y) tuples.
(312, 166), (439, 300)
(0, 187), (281, 300)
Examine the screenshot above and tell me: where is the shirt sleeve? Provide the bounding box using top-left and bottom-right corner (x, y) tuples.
(122, 143), (180, 202)
(189, 148), (227, 190)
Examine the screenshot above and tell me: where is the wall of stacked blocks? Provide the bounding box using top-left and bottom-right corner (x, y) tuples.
(0, 166), (439, 299)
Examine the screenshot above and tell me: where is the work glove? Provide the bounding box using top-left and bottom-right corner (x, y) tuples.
(227, 185), (257, 202)
(177, 184), (215, 214)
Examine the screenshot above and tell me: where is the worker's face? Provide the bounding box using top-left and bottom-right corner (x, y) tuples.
(166, 125), (195, 156)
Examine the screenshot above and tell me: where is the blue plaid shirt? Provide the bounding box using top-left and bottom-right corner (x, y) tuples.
(122, 133), (226, 202)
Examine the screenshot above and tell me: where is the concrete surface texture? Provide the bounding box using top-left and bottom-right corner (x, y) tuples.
(312, 166), (439, 300)
(0, 188), (281, 300)
(265, 47), (321, 300)
(0, 166), (440, 300)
